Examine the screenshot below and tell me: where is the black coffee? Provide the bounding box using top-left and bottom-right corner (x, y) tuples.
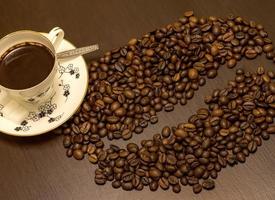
(0, 42), (54, 90)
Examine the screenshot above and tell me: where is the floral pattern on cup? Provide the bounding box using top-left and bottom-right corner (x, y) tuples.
(26, 86), (51, 103)
(14, 93), (64, 132)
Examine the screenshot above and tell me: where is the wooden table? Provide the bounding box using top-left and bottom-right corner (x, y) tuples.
(1, 0), (275, 199)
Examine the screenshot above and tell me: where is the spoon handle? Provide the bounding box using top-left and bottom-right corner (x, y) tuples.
(57, 44), (99, 59)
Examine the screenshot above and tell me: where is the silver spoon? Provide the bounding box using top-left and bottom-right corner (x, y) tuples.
(57, 44), (99, 59)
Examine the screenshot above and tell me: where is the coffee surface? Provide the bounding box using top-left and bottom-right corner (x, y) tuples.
(0, 42), (54, 90)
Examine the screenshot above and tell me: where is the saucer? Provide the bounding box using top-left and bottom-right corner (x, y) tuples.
(0, 33), (89, 136)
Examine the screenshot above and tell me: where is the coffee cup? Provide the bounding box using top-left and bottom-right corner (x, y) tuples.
(0, 27), (64, 104)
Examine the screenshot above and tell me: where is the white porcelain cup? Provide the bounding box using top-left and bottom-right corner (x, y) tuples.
(0, 27), (64, 104)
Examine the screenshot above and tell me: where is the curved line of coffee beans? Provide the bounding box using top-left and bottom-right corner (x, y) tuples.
(53, 11), (275, 193)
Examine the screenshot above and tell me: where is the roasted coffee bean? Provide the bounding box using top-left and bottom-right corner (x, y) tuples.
(263, 44), (273, 53)
(124, 90), (135, 99)
(188, 68), (199, 80)
(162, 126), (171, 138)
(122, 182), (133, 191)
(245, 49), (257, 59)
(210, 45), (219, 56)
(112, 180), (121, 189)
(207, 69), (217, 78)
(149, 181), (159, 191)
(150, 116), (158, 124)
(172, 184), (181, 193)
(88, 154), (98, 164)
(159, 177), (169, 190)
(194, 166), (205, 178)
(95, 177), (106, 185)
(202, 179), (215, 190)
(193, 184), (202, 194)
(227, 59), (237, 68)
(164, 103), (174, 112)
(122, 129), (132, 140)
(149, 168), (162, 178)
(184, 10), (194, 17)
(80, 122), (91, 134)
(267, 125), (275, 134)
(66, 148), (73, 157)
(174, 129), (188, 138)
(168, 175), (178, 185)
(73, 149), (84, 160)
(63, 136), (71, 148)
(247, 141), (257, 153)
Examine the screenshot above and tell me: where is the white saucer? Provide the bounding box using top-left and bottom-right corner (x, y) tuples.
(0, 33), (89, 136)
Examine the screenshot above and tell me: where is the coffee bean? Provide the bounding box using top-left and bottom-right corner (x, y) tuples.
(150, 115), (158, 124)
(128, 38), (137, 46)
(267, 125), (275, 134)
(172, 184), (181, 193)
(122, 182), (133, 191)
(127, 143), (139, 153)
(149, 168), (161, 178)
(149, 181), (159, 191)
(188, 68), (199, 80)
(114, 107), (126, 117)
(73, 149), (84, 160)
(166, 155), (177, 165)
(243, 102), (255, 110)
(263, 44), (273, 53)
(184, 10), (194, 17)
(95, 177), (106, 185)
(236, 152), (246, 163)
(207, 69), (217, 78)
(194, 166), (205, 178)
(88, 154), (98, 164)
(80, 122), (91, 134)
(193, 184), (202, 194)
(66, 148), (73, 157)
(227, 59), (237, 68)
(63, 136), (71, 148)
(122, 129), (132, 140)
(219, 129), (229, 137)
(145, 49), (154, 56)
(112, 180), (121, 189)
(159, 177), (169, 190)
(174, 129), (188, 138)
(202, 179), (215, 190)
(247, 141), (257, 153)
(164, 103), (174, 112)
(210, 45), (219, 56)
(245, 49), (257, 59)
(124, 90), (135, 99)
(106, 116), (119, 123)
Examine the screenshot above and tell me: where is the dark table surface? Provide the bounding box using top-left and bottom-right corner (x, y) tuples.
(1, 0), (275, 199)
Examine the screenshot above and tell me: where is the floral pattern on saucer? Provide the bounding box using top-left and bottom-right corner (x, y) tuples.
(0, 104), (4, 117)
(58, 80), (70, 101)
(58, 63), (80, 79)
(14, 93), (64, 132)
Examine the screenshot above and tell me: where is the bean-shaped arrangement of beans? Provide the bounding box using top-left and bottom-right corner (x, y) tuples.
(91, 66), (275, 193)
(54, 11), (275, 193)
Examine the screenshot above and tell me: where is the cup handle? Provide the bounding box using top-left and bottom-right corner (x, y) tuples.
(48, 27), (64, 50)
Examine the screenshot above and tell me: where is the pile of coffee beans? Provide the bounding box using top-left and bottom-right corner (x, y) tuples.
(92, 66), (275, 193)
(56, 11), (275, 193)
